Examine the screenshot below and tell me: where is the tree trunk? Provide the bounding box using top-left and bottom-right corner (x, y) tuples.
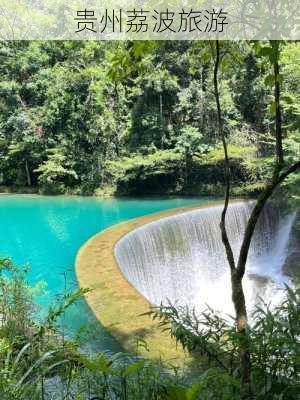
(113, 83), (120, 157)
(159, 94), (164, 149)
(25, 159), (32, 187)
(213, 40), (252, 396)
(273, 42), (284, 169)
(231, 272), (251, 393)
(212, 40), (300, 398)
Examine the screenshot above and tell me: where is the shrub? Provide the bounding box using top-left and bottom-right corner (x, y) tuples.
(148, 286), (300, 399)
(1, 259), (299, 399)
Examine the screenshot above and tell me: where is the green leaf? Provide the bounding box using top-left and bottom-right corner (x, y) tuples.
(186, 383), (202, 400)
(258, 47), (273, 58)
(166, 386), (188, 400)
(269, 101), (276, 114)
(264, 74), (274, 87)
(122, 359), (145, 378)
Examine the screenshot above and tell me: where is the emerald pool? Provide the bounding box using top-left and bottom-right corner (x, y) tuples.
(0, 195), (213, 351)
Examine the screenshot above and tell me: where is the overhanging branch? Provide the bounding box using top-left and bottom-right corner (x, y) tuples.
(236, 160), (300, 279)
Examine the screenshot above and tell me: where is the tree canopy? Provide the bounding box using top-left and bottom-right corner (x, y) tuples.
(0, 40), (298, 202)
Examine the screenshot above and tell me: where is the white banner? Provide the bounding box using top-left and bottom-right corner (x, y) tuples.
(0, 0), (299, 40)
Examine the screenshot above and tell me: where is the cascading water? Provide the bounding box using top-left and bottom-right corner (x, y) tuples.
(115, 201), (296, 317)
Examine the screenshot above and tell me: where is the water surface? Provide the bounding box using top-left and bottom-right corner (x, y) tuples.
(0, 195), (212, 350)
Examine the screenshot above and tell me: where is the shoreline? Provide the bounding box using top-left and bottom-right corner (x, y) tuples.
(0, 184), (257, 200)
(0, 191), (224, 200)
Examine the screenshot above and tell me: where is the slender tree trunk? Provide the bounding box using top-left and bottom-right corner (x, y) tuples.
(25, 159), (32, 187)
(113, 83), (120, 157)
(236, 41), (285, 281)
(185, 153), (188, 188)
(159, 94), (165, 149)
(159, 94), (163, 119)
(273, 41), (284, 170)
(201, 64), (208, 132)
(213, 40), (251, 395)
(212, 40), (300, 398)
(231, 272), (250, 395)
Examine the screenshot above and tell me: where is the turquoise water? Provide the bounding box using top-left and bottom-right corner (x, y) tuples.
(0, 195), (214, 350)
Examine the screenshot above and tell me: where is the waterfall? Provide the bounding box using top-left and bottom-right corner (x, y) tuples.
(115, 201), (296, 317)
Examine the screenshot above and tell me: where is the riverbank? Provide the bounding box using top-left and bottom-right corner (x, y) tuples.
(0, 186), (38, 195)
(0, 182), (261, 198)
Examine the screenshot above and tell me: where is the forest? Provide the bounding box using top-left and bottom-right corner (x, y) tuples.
(0, 41), (298, 201)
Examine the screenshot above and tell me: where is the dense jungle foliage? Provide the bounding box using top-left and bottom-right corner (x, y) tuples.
(0, 41), (299, 200)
